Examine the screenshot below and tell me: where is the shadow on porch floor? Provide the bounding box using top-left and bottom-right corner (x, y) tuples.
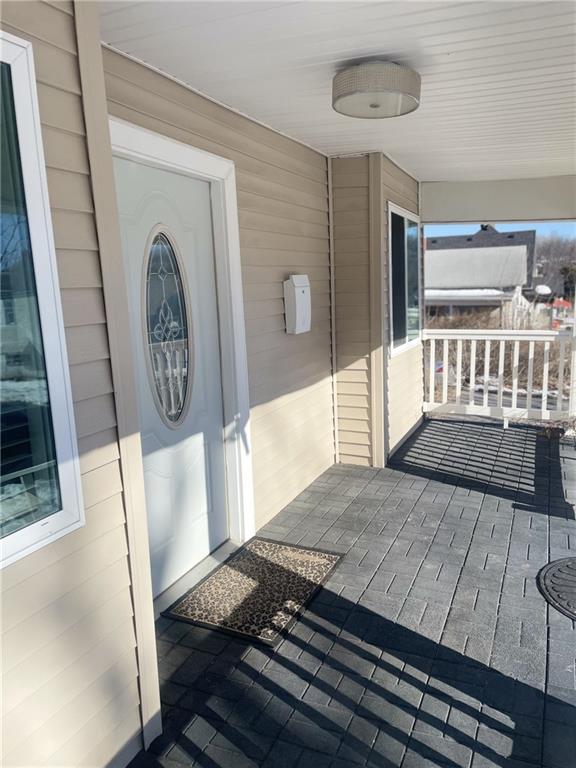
(128, 418), (576, 768)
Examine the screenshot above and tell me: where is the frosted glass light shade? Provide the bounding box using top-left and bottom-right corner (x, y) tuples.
(333, 61), (421, 118)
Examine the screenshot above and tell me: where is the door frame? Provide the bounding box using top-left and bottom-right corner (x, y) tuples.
(109, 115), (256, 551)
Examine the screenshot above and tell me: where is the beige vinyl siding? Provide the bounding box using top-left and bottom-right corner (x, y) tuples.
(332, 154), (422, 465)
(381, 156), (424, 454)
(332, 156), (371, 465)
(1, 4), (141, 767)
(387, 344), (424, 452)
(102, 47), (334, 528)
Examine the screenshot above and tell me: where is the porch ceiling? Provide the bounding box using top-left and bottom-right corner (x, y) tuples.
(99, 1), (576, 183)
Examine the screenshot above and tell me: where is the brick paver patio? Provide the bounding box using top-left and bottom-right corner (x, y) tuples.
(129, 418), (576, 768)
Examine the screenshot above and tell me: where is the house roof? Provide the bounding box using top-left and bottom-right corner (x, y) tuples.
(98, 1), (576, 182)
(425, 225), (536, 288)
(426, 224), (536, 258)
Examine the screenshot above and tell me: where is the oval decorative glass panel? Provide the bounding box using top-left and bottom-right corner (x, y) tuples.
(145, 233), (190, 424)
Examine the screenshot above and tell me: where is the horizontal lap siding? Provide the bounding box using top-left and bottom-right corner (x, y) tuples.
(388, 344), (424, 452)
(333, 155), (421, 464)
(1, 4), (139, 768)
(102, 47), (334, 529)
(381, 156), (423, 453)
(332, 156), (371, 465)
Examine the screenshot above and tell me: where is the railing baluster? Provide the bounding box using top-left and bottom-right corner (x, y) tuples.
(483, 340), (491, 407)
(469, 339), (476, 405)
(556, 338), (565, 413)
(442, 339), (449, 404)
(429, 338), (436, 405)
(421, 329), (571, 421)
(527, 340), (534, 411)
(542, 341), (550, 413)
(497, 340), (505, 408)
(511, 341), (519, 409)
(455, 339), (463, 404)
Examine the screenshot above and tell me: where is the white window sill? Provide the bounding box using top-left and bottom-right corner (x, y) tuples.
(389, 337), (422, 358)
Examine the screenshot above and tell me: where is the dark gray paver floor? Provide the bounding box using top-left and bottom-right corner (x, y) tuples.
(129, 418), (576, 768)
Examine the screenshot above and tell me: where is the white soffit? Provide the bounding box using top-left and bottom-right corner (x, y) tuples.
(99, 1), (576, 182)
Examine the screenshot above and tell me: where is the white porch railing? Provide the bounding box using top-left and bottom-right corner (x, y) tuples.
(423, 329), (576, 423)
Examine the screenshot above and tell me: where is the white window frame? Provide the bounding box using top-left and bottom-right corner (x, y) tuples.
(1, 31), (84, 568)
(388, 202), (422, 357)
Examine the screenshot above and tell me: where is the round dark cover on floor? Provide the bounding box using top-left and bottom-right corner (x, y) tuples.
(537, 558), (576, 620)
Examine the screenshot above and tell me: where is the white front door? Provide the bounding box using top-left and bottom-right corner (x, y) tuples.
(113, 156), (228, 598)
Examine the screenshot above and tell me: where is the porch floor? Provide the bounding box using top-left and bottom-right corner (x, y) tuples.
(130, 418), (576, 768)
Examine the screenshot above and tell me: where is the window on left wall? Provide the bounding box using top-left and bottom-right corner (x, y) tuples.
(1, 32), (84, 567)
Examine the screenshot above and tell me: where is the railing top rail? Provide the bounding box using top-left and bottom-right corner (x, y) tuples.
(422, 329), (572, 342)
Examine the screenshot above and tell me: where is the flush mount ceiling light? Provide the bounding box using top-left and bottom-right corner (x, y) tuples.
(332, 61), (421, 119)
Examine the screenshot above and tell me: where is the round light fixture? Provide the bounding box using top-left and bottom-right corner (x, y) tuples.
(332, 61), (421, 119)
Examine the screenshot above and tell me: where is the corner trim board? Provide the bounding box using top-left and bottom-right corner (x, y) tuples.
(369, 153), (385, 467)
(73, 0), (161, 751)
(328, 157), (339, 463)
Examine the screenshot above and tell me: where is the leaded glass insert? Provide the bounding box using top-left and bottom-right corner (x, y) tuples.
(146, 233), (190, 423)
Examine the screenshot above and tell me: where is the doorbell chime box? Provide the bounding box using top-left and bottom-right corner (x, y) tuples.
(283, 274), (311, 334)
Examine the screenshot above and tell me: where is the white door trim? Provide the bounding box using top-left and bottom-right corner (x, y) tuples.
(109, 116), (256, 549)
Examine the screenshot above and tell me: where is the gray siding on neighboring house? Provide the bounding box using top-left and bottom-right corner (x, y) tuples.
(425, 246), (528, 290)
(1, 3), (142, 767)
(425, 225), (535, 290)
(101, 47), (335, 528)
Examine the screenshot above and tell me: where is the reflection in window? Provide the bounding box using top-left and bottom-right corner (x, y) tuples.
(406, 219), (420, 342)
(390, 210), (421, 349)
(0, 62), (61, 537)
(146, 233), (190, 423)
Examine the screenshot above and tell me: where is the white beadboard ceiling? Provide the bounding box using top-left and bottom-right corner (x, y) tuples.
(99, 1), (576, 182)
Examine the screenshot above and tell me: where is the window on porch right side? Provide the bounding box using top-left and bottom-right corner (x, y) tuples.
(390, 208), (421, 351)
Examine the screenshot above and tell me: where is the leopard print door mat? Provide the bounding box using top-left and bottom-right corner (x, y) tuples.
(162, 538), (342, 646)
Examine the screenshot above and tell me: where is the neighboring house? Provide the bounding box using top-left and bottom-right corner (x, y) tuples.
(0, 4), (574, 768)
(535, 240), (576, 297)
(424, 224), (536, 318)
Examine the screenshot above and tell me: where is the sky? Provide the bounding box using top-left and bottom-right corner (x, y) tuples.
(424, 221), (576, 239)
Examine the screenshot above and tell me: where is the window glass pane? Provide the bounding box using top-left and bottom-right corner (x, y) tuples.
(391, 212), (406, 347)
(146, 233), (190, 423)
(406, 219), (420, 341)
(1, 62), (61, 537)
